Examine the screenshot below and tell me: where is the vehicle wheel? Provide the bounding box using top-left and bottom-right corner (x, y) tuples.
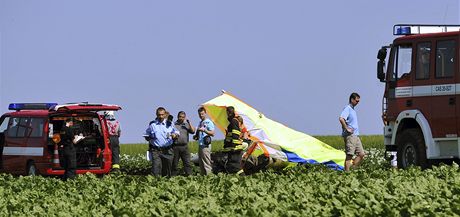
(396, 129), (427, 169)
(26, 161), (39, 176)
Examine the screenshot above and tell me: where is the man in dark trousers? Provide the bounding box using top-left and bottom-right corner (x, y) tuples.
(171, 111), (195, 176)
(223, 106), (244, 174)
(145, 107), (180, 176)
(105, 111), (121, 170)
(60, 118), (78, 180)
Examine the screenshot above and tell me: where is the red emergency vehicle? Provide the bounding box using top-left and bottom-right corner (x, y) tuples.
(0, 103), (121, 176)
(378, 24), (460, 168)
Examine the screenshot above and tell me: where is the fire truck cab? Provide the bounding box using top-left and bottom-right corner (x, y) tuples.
(0, 103), (121, 176)
(378, 24), (460, 168)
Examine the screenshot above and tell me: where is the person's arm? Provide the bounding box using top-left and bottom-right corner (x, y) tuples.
(145, 124), (154, 141)
(339, 107), (353, 134)
(201, 128), (214, 137)
(186, 120), (195, 134)
(171, 125), (180, 139)
(193, 125), (199, 140)
(230, 118), (240, 140)
(242, 127), (250, 140)
(117, 121), (121, 137)
(201, 121), (215, 137)
(65, 126), (75, 141)
(339, 117), (353, 134)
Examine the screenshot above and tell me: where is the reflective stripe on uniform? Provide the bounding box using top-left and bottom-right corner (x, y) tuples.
(231, 129), (241, 135)
(232, 139), (242, 144)
(112, 164), (120, 169)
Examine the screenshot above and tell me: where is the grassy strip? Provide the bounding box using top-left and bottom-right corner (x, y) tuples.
(120, 135), (384, 155)
(315, 135), (384, 150)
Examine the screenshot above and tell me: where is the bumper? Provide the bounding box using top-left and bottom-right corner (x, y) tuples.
(40, 161), (112, 175)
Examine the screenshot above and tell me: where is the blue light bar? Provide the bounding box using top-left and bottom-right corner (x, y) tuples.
(8, 103), (58, 111)
(393, 24), (460, 36)
(395, 26), (411, 35)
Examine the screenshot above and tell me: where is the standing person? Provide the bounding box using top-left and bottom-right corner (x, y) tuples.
(223, 106), (244, 174)
(339, 92), (365, 171)
(104, 111), (121, 171)
(172, 111), (195, 176)
(60, 118), (78, 180)
(194, 107), (215, 175)
(145, 107), (180, 177)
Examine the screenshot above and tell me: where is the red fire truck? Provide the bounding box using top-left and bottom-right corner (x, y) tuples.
(0, 103), (121, 176)
(378, 24), (460, 168)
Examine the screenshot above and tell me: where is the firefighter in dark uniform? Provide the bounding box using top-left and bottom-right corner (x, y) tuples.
(223, 106), (244, 173)
(60, 118), (77, 180)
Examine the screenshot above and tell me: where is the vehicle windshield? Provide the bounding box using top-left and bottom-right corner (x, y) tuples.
(389, 44), (412, 81)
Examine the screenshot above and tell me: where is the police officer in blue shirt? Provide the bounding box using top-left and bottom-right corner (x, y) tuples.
(145, 107), (180, 176)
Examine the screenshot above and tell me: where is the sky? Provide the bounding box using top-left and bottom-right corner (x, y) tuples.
(0, 0), (459, 143)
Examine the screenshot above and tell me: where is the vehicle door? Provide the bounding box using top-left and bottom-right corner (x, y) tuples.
(411, 41), (432, 129)
(430, 38), (457, 138)
(386, 43), (413, 119)
(0, 116), (10, 170)
(3, 117), (31, 173)
(3, 117), (46, 173)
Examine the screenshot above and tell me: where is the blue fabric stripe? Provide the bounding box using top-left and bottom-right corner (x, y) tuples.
(283, 149), (344, 171)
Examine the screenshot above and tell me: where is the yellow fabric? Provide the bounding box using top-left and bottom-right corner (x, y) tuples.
(202, 92), (345, 167)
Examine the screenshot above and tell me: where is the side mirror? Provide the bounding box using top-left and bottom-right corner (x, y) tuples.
(377, 47), (387, 60)
(377, 60), (385, 82)
(377, 47), (388, 82)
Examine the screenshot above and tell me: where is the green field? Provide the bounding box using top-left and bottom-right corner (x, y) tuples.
(2, 135), (460, 216)
(120, 135), (384, 155)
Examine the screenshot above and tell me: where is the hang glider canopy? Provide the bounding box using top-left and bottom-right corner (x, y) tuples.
(202, 92), (345, 171)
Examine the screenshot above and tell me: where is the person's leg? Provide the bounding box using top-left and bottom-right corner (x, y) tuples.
(344, 136), (356, 171)
(151, 149), (162, 176)
(201, 147), (213, 175)
(68, 146), (77, 179)
(171, 146), (180, 176)
(161, 148), (173, 177)
(352, 136), (365, 168)
(182, 146), (192, 176)
(110, 136), (120, 168)
(344, 154), (353, 171)
(226, 150), (242, 174)
(198, 146), (206, 175)
(62, 147), (69, 180)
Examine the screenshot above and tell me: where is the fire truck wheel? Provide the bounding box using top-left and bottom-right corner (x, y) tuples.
(396, 129), (427, 169)
(26, 161), (39, 176)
